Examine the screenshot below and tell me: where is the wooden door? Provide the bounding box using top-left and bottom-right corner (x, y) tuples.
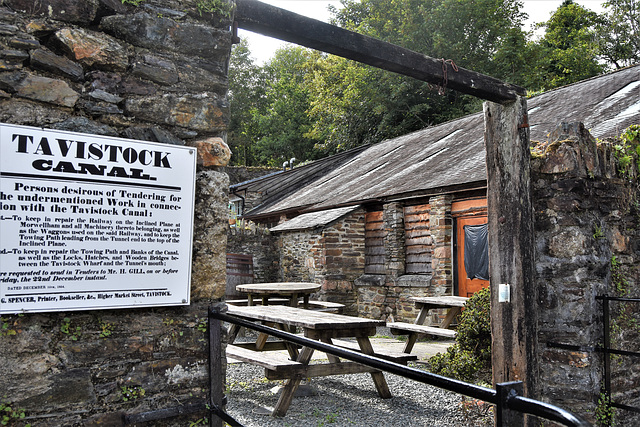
(455, 215), (490, 297)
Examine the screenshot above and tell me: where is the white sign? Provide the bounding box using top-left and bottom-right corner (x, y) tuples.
(0, 123), (196, 313)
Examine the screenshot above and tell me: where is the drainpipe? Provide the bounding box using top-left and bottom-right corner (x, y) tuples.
(231, 188), (245, 217)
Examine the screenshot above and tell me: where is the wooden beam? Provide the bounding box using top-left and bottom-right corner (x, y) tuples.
(235, 0), (526, 104)
(484, 97), (538, 425)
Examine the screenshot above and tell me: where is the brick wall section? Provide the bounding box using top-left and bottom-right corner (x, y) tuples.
(383, 202), (405, 277)
(429, 195), (453, 296)
(0, 1), (232, 425)
(532, 123), (639, 424)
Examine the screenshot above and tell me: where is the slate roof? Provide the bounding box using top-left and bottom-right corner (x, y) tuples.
(240, 65), (640, 220)
(269, 206), (361, 232)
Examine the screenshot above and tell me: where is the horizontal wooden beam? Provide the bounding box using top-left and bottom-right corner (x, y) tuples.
(235, 0), (526, 104)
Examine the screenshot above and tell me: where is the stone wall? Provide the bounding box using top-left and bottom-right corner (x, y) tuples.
(356, 199), (449, 322)
(276, 210), (366, 315)
(532, 123), (640, 424)
(226, 222), (279, 294)
(224, 165), (280, 186)
(0, 1), (232, 425)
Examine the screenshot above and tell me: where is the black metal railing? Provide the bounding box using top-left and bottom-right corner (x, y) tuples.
(599, 295), (640, 416)
(209, 305), (590, 427)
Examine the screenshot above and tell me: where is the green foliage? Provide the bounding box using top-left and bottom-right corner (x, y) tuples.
(612, 125), (640, 177)
(611, 256), (629, 295)
(306, 0), (530, 153)
(227, 43), (320, 166)
(593, 224), (605, 239)
(596, 0), (640, 69)
(120, 385), (145, 402)
(534, 0), (605, 90)
(60, 317), (81, 341)
(0, 317), (17, 337)
(0, 400), (29, 427)
(98, 319), (114, 339)
(120, 0), (145, 5)
(227, 0), (637, 165)
(427, 287), (491, 383)
(195, 0), (233, 18)
(595, 389), (615, 426)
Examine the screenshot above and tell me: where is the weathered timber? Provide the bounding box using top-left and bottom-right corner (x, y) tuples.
(388, 322), (457, 339)
(484, 97), (539, 424)
(265, 361), (381, 380)
(226, 344), (303, 371)
(235, 0), (525, 103)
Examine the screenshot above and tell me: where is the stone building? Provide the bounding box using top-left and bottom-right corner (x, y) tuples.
(232, 66), (639, 319)
(230, 66), (640, 423)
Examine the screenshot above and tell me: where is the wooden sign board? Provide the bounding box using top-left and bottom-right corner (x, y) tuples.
(0, 124), (196, 313)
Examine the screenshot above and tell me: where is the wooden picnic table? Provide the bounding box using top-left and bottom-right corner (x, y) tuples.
(235, 282), (321, 309)
(388, 295), (468, 353)
(225, 304), (408, 417)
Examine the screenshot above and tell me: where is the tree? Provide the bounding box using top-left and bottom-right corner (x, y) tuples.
(252, 46), (319, 166)
(536, 0), (605, 89)
(227, 38), (267, 166)
(597, 0), (640, 68)
(307, 0), (531, 154)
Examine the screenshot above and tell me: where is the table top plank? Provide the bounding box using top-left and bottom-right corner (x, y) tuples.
(236, 282), (321, 295)
(226, 304), (383, 330)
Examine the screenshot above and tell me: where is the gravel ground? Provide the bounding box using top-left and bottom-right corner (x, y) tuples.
(224, 329), (493, 426)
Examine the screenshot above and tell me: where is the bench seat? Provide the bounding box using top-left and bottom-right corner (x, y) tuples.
(387, 322), (456, 339)
(225, 344), (302, 371)
(307, 300), (345, 313)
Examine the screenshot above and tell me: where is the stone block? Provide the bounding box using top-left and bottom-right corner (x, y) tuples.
(5, 0), (99, 23)
(100, 12), (231, 59)
(30, 48), (84, 81)
(131, 53), (179, 85)
(55, 27), (129, 71)
(187, 137), (231, 167)
(125, 93), (229, 131)
(15, 73), (79, 107)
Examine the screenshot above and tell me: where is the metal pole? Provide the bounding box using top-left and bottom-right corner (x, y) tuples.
(496, 381), (524, 426)
(209, 304), (224, 427)
(602, 294), (613, 426)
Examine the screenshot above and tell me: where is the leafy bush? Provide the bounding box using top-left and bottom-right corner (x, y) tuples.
(427, 287), (492, 384)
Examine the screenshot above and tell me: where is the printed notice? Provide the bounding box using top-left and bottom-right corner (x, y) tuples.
(0, 123), (196, 314)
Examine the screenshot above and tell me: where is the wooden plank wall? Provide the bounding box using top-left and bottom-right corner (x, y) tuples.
(364, 211), (385, 274)
(404, 204), (432, 274)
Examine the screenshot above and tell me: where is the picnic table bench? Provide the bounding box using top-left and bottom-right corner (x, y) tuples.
(225, 304), (415, 416)
(387, 295), (468, 353)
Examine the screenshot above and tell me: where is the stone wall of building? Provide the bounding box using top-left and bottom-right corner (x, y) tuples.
(276, 210), (366, 315)
(224, 165), (280, 186)
(0, 1), (232, 425)
(356, 199), (448, 322)
(227, 223), (280, 295)
(532, 123), (640, 424)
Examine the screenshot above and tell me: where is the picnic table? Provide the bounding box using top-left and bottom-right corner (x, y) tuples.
(387, 295), (468, 353)
(235, 282), (321, 309)
(225, 304), (415, 416)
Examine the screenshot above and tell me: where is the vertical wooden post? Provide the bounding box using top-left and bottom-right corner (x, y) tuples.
(484, 97), (538, 425)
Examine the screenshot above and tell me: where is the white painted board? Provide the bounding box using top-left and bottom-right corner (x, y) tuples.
(0, 123), (196, 313)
